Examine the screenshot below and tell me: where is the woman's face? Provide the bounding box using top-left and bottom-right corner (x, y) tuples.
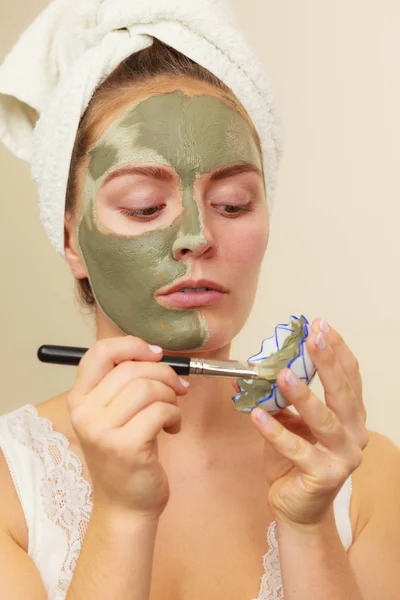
(69, 80), (269, 352)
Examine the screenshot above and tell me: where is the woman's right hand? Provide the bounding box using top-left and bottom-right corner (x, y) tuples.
(67, 335), (189, 521)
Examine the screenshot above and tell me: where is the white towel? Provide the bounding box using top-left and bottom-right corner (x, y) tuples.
(0, 0), (284, 258)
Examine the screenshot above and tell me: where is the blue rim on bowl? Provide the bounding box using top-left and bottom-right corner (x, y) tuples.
(232, 314), (317, 413)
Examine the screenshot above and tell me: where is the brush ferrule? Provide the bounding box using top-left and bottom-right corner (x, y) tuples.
(189, 359), (258, 379)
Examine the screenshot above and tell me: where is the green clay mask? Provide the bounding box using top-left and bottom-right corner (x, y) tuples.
(234, 318), (306, 412)
(77, 90), (262, 350)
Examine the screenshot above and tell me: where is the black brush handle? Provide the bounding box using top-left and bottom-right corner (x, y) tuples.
(37, 345), (191, 375)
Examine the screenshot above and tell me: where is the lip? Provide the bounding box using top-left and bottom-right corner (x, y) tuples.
(155, 278), (228, 308)
(156, 278), (228, 297)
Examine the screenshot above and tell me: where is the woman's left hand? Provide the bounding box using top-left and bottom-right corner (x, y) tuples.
(250, 318), (369, 529)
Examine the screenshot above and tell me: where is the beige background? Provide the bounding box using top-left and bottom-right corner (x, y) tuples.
(1, 1), (399, 445)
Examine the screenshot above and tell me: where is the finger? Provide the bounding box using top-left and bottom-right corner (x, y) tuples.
(272, 408), (318, 444)
(275, 368), (353, 457)
(90, 361), (189, 408)
(310, 318), (363, 401)
(231, 379), (240, 393)
(305, 330), (360, 424)
(251, 406), (327, 476)
(101, 379), (179, 428)
(118, 400), (182, 444)
(71, 336), (163, 398)
(253, 406), (355, 491)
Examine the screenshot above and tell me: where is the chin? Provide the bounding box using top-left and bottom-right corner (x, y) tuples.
(182, 314), (246, 356)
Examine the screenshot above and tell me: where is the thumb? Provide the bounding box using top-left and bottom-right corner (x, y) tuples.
(231, 379), (240, 393)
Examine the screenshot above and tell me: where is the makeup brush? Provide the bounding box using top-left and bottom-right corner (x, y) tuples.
(37, 345), (263, 380)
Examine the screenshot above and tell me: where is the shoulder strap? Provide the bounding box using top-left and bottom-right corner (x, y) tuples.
(0, 404), (40, 552)
(333, 474), (353, 550)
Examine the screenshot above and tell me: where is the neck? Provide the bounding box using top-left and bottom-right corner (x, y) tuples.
(161, 342), (256, 444)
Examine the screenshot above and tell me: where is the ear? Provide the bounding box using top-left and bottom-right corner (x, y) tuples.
(64, 213), (88, 279)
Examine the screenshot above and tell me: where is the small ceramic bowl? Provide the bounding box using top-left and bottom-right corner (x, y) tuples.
(232, 315), (317, 414)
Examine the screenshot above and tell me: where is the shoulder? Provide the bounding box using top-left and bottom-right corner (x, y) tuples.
(347, 430), (400, 596)
(350, 428), (400, 540)
(364, 428), (400, 463)
(360, 428), (400, 498)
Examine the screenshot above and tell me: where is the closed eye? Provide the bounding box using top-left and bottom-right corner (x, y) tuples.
(213, 202), (254, 217)
(118, 201), (254, 221)
(118, 205), (166, 220)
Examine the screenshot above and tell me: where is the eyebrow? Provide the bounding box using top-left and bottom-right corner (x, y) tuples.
(209, 163), (262, 181)
(102, 162), (262, 186)
(103, 165), (175, 185)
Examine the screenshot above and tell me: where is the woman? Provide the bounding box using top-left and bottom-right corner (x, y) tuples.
(0, 4), (399, 600)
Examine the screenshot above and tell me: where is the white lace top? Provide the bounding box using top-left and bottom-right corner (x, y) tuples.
(0, 404), (353, 600)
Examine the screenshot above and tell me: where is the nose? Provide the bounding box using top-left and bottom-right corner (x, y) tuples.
(172, 188), (214, 261)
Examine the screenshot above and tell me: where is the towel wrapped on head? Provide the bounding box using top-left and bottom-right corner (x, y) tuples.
(0, 0), (284, 258)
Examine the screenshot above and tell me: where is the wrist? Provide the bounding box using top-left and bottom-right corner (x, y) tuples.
(91, 501), (160, 530)
(275, 509), (338, 540)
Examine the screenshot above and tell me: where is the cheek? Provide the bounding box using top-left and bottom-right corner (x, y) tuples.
(223, 222), (268, 269)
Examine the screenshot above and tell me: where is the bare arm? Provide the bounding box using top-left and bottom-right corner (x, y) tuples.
(65, 504), (159, 600)
(347, 431), (400, 599)
(0, 531), (47, 600)
(276, 431), (400, 600)
(0, 505), (158, 600)
(276, 511), (364, 600)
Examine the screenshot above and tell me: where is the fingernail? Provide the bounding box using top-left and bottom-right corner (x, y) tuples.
(148, 344), (163, 353)
(315, 332), (326, 350)
(255, 408), (268, 424)
(320, 319), (330, 333)
(285, 370), (299, 387)
(179, 377), (190, 388)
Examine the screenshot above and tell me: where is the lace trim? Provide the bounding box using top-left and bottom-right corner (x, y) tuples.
(251, 521), (283, 600)
(6, 405), (93, 598)
(7, 404), (285, 600)
(253, 474), (353, 600)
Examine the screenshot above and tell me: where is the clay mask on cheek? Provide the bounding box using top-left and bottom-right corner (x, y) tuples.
(76, 91), (263, 350)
